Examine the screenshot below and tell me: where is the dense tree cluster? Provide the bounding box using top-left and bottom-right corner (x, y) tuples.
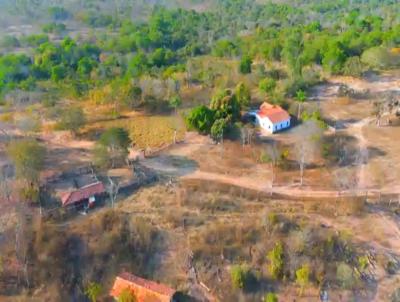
(1, 0), (400, 101)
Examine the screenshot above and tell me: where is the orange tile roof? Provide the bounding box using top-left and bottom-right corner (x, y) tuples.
(60, 182), (105, 207)
(258, 103), (290, 124)
(110, 272), (176, 302)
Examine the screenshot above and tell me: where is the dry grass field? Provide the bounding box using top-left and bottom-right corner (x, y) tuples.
(83, 114), (186, 149)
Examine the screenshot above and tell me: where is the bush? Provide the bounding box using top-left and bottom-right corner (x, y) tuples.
(235, 82), (251, 107)
(118, 288), (137, 302)
(56, 107), (86, 134)
(268, 242), (284, 280)
(185, 105), (216, 134)
(336, 262), (356, 289)
(358, 255), (369, 272)
(361, 46), (400, 69)
(343, 56), (364, 77)
(259, 78), (276, 94)
(1, 35), (20, 48)
(230, 265), (248, 289)
(239, 55), (252, 74)
(264, 292), (278, 302)
(211, 118), (228, 142)
(296, 264), (310, 295)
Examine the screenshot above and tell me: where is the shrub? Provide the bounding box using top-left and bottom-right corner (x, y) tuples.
(211, 118), (228, 142)
(85, 282), (102, 302)
(336, 262), (356, 289)
(358, 255), (369, 272)
(296, 264), (310, 295)
(239, 55), (252, 74)
(264, 292), (278, 302)
(361, 46), (400, 69)
(56, 107), (86, 134)
(235, 82), (251, 107)
(118, 288), (137, 302)
(186, 105), (215, 134)
(268, 242), (284, 279)
(259, 78), (276, 94)
(230, 265), (248, 289)
(343, 56), (364, 77)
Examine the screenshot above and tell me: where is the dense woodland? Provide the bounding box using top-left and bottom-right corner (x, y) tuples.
(1, 0), (400, 100)
(1, 0), (400, 301)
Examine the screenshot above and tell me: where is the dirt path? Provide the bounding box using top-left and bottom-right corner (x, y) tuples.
(142, 127), (400, 199)
(347, 117), (375, 190)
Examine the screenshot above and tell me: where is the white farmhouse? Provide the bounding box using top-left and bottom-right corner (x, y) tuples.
(250, 102), (291, 133)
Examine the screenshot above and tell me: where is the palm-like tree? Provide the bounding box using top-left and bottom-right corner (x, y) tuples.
(296, 89), (306, 119)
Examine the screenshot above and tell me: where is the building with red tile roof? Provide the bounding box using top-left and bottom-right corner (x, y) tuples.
(110, 272), (177, 302)
(60, 182), (105, 207)
(252, 102), (291, 133)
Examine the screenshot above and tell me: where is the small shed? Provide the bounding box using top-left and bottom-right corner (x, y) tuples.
(110, 272), (178, 302)
(60, 182), (105, 208)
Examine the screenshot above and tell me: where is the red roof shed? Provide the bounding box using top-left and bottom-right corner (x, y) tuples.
(110, 272), (176, 302)
(60, 182), (105, 207)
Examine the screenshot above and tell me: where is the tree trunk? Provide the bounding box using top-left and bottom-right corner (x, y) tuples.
(300, 163), (304, 187)
(297, 102), (302, 119)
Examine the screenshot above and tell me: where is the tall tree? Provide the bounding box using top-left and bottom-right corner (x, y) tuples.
(282, 30), (304, 79)
(293, 121), (323, 186)
(295, 89), (306, 119)
(235, 82), (251, 108)
(95, 127), (132, 168)
(6, 139), (45, 185)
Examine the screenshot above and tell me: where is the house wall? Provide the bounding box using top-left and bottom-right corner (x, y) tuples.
(256, 116), (291, 133)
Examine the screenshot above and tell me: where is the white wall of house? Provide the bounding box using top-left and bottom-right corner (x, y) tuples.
(255, 115), (291, 133)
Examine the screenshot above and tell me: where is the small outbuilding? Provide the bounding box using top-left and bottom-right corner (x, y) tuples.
(60, 181), (105, 208)
(110, 272), (178, 302)
(250, 102), (291, 133)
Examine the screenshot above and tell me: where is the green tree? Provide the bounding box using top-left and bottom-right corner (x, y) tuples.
(96, 127), (132, 168)
(213, 40), (237, 57)
(77, 57), (97, 76)
(282, 31), (304, 79)
(322, 41), (347, 74)
(235, 82), (251, 108)
(211, 118), (227, 142)
(210, 89), (241, 122)
(267, 242), (284, 280)
(264, 292), (278, 302)
(186, 105), (215, 134)
(85, 282), (102, 302)
(295, 89), (306, 119)
(6, 139), (45, 201)
(118, 288), (137, 302)
(57, 107), (86, 135)
(128, 85), (142, 108)
(128, 52), (148, 77)
(6, 139), (45, 185)
(239, 55), (252, 74)
(259, 78), (276, 95)
(1, 35), (20, 49)
(51, 65), (67, 82)
(169, 95), (182, 114)
(295, 264), (310, 296)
